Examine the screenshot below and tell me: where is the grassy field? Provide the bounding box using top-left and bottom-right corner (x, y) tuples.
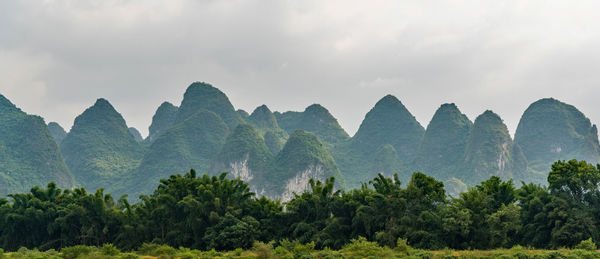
(2, 239), (600, 259)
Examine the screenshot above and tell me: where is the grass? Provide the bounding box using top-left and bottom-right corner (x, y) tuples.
(3, 242), (600, 259)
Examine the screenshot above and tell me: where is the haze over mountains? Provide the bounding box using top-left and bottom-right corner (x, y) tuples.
(1, 82), (599, 198)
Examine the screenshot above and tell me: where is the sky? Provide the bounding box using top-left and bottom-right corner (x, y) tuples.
(1, 1), (600, 138)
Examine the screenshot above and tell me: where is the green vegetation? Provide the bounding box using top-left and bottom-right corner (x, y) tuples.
(120, 110), (229, 198)
(174, 82), (242, 130)
(333, 95), (425, 187)
(515, 98), (600, 175)
(60, 98), (144, 193)
(248, 105), (288, 154)
(212, 124), (273, 186)
(274, 104), (349, 146)
(268, 130), (345, 199)
(47, 122), (67, 144)
(416, 103), (472, 182)
(462, 110), (527, 185)
(128, 127), (143, 142)
(0, 94), (74, 196)
(1, 159), (600, 255)
(146, 102), (178, 143)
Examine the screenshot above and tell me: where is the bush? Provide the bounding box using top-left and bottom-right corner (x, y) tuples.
(101, 244), (120, 256)
(233, 248), (243, 256)
(575, 238), (597, 251)
(293, 241), (315, 258)
(252, 241), (273, 259)
(395, 237), (412, 254)
(340, 237), (391, 258)
(138, 243), (176, 257)
(61, 245), (93, 259)
(119, 253), (139, 259)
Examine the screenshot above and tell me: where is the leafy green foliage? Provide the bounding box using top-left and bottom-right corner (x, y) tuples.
(0, 94), (74, 196)
(60, 98), (144, 193)
(0, 160), (600, 253)
(515, 98), (600, 174)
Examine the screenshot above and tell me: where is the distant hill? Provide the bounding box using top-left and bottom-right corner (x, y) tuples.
(146, 102), (178, 143)
(268, 130), (344, 201)
(416, 103), (472, 181)
(120, 110), (229, 198)
(60, 98), (144, 192)
(212, 124), (273, 194)
(275, 104), (349, 146)
(515, 98), (600, 174)
(0, 95), (74, 195)
(48, 122), (68, 144)
(463, 110), (527, 185)
(4, 84), (600, 199)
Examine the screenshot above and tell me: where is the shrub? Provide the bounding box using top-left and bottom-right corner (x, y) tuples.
(101, 244), (120, 256)
(233, 248), (243, 256)
(252, 241), (273, 259)
(118, 253), (139, 259)
(575, 238), (597, 251)
(61, 245), (93, 259)
(293, 241), (315, 258)
(138, 243), (176, 257)
(340, 237), (391, 258)
(395, 237), (412, 254)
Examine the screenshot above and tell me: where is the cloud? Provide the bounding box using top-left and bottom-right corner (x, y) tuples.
(1, 0), (600, 137)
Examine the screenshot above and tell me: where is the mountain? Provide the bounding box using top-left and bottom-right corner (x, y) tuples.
(416, 103), (472, 180)
(146, 102), (178, 142)
(515, 98), (600, 174)
(121, 110), (229, 197)
(268, 130), (345, 201)
(60, 98), (144, 192)
(48, 122), (68, 144)
(212, 124), (273, 193)
(0, 94), (74, 195)
(462, 110), (527, 185)
(128, 127), (143, 142)
(352, 95), (424, 163)
(334, 95), (425, 187)
(249, 105), (288, 154)
(237, 109), (250, 120)
(275, 104), (349, 146)
(174, 82), (243, 130)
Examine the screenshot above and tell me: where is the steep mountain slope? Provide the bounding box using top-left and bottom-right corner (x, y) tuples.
(275, 104), (349, 146)
(416, 103), (472, 180)
(334, 95), (425, 187)
(146, 102), (178, 142)
(212, 124), (273, 193)
(515, 98), (600, 174)
(463, 110), (527, 185)
(249, 105), (288, 154)
(128, 127), (143, 142)
(268, 130), (345, 201)
(48, 122), (67, 144)
(0, 94), (74, 195)
(174, 82), (243, 130)
(352, 95), (424, 162)
(121, 110), (229, 198)
(60, 98), (144, 192)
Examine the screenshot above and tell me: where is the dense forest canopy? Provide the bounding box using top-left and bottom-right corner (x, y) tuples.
(1, 159), (600, 252)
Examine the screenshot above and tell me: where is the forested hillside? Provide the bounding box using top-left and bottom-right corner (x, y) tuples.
(1, 159), (599, 252)
(1, 82), (600, 199)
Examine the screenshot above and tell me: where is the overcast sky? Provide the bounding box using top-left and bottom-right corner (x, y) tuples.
(1, 1), (600, 138)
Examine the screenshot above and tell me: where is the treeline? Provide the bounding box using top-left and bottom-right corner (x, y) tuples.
(1, 159), (600, 252)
